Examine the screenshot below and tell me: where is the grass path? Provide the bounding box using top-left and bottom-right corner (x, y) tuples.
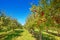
(12, 29), (36, 40)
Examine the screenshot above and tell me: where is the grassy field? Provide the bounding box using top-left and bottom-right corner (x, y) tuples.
(0, 29), (60, 40)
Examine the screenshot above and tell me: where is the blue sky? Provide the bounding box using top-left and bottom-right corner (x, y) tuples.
(0, 0), (38, 25)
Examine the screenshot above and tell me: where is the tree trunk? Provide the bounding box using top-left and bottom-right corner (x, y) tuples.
(46, 28), (48, 32)
(39, 30), (42, 40)
(57, 30), (60, 36)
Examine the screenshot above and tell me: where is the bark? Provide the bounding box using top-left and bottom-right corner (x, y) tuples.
(57, 30), (60, 36)
(39, 30), (42, 40)
(46, 28), (48, 32)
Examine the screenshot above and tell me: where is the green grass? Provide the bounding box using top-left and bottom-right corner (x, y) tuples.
(0, 29), (23, 40)
(0, 29), (60, 40)
(12, 29), (36, 40)
(42, 31), (60, 40)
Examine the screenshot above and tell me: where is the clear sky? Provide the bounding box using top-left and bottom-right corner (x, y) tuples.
(0, 0), (38, 25)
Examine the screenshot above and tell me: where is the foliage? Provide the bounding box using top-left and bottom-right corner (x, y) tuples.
(0, 0), (60, 40)
(0, 11), (23, 40)
(25, 0), (60, 40)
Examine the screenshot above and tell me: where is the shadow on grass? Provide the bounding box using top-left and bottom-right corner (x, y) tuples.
(42, 33), (56, 40)
(4, 29), (24, 40)
(32, 32), (56, 40)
